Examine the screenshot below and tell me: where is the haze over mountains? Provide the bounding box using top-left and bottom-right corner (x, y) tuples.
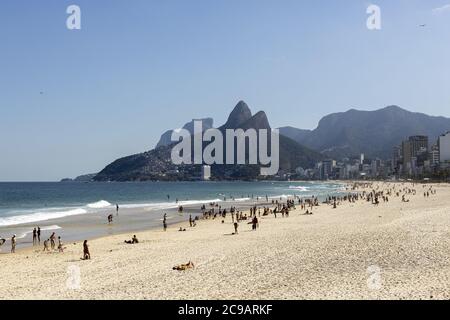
(92, 102), (450, 181)
(279, 106), (450, 159)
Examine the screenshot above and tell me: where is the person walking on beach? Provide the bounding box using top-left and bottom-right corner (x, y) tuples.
(50, 232), (56, 250)
(233, 222), (239, 235)
(163, 213), (167, 231)
(32, 228), (37, 245)
(252, 216), (258, 231)
(82, 240), (90, 260)
(189, 215), (193, 227)
(11, 234), (16, 253)
(43, 239), (50, 251)
(37, 227), (41, 244)
(58, 236), (64, 252)
(116, 204), (119, 216)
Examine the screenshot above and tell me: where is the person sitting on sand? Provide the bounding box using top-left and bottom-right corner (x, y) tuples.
(124, 235), (139, 244)
(172, 260), (194, 271)
(83, 240), (90, 260)
(178, 227), (186, 232)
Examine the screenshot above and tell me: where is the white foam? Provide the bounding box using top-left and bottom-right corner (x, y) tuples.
(288, 186), (309, 192)
(269, 194), (291, 199)
(6, 225), (62, 240)
(120, 199), (222, 210)
(234, 197), (251, 201)
(0, 208), (87, 227)
(87, 200), (112, 209)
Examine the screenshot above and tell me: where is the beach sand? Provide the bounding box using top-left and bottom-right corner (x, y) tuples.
(0, 182), (449, 300)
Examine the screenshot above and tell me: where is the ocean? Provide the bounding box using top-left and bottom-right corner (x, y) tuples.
(0, 181), (345, 248)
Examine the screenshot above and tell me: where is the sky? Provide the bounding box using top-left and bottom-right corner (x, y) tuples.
(1, 0), (450, 181)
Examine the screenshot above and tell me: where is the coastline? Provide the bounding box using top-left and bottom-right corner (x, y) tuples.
(1, 181), (449, 299)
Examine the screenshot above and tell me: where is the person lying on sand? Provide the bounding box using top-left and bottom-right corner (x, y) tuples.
(172, 261), (194, 271)
(124, 235), (139, 244)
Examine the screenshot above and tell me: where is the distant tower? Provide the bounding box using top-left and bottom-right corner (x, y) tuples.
(360, 153), (365, 165)
(201, 165), (211, 181)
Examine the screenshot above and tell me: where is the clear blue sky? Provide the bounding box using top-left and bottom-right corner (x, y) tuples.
(1, 0), (450, 181)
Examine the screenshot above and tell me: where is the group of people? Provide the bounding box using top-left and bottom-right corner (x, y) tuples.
(42, 232), (64, 253)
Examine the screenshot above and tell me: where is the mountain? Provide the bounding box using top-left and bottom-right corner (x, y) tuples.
(278, 126), (312, 145)
(94, 101), (323, 181)
(220, 100), (252, 129)
(156, 118), (214, 148)
(60, 173), (97, 182)
(279, 106), (450, 159)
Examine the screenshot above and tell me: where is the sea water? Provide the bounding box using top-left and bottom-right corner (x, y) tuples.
(0, 181), (345, 247)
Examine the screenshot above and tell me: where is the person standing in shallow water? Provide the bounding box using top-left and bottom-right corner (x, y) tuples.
(37, 227), (41, 244)
(32, 228), (37, 246)
(50, 232), (56, 250)
(11, 234), (16, 253)
(163, 213), (167, 231)
(116, 204), (119, 216)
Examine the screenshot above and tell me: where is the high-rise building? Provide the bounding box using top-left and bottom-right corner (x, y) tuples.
(400, 136), (429, 174)
(429, 144), (440, 165)
(408, 135), (429, 157)
(439, 132), (450, 164)
(321, 159), (336, 180)
(401, 140), (412, 165)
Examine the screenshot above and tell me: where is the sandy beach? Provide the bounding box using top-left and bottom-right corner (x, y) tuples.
(0, 182), (449, 300)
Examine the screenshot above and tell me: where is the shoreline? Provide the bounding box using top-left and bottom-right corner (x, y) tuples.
(1, 181), (449, 299)
(0, 181), (348, 252)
